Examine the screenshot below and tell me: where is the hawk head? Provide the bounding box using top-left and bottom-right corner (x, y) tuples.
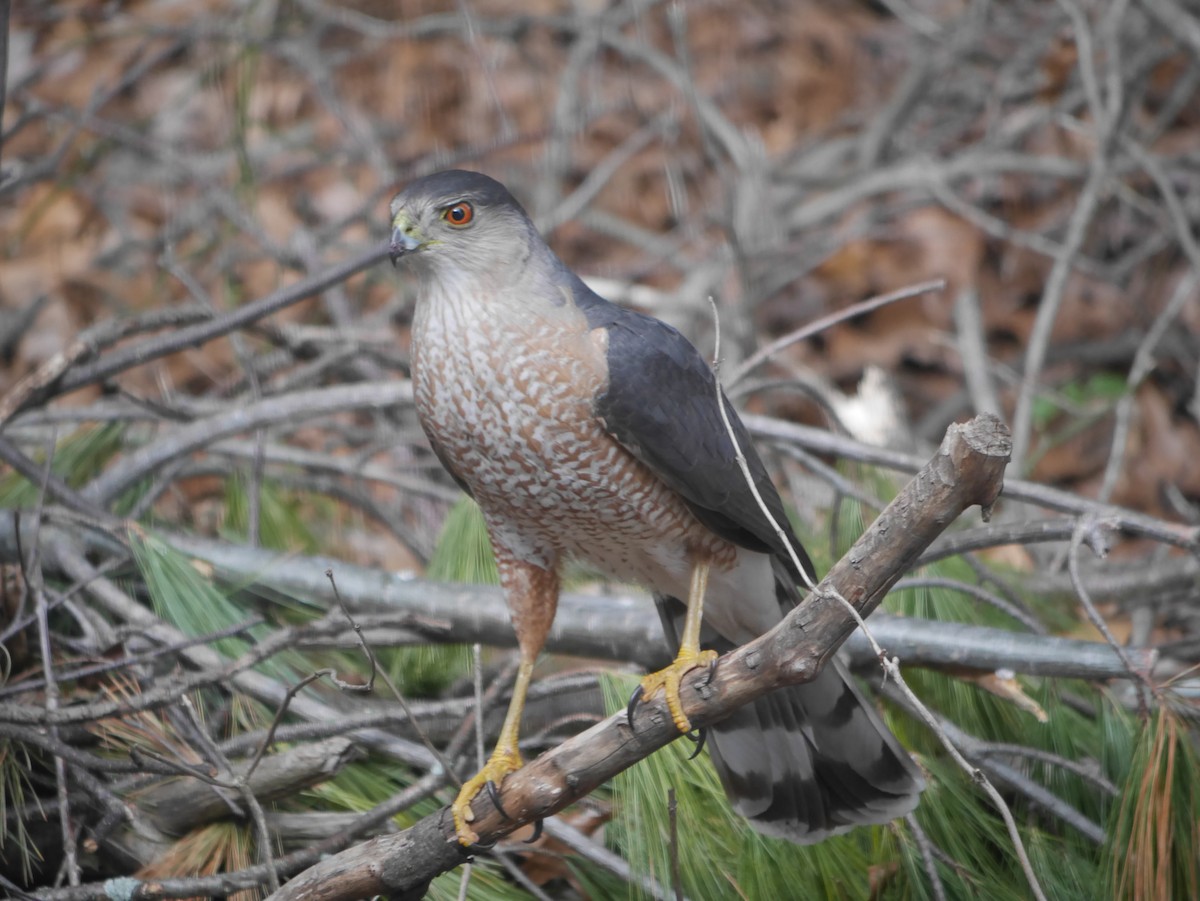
(388, 170), (538, 279)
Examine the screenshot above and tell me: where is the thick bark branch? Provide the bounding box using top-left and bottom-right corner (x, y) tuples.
(137, 737), (362, 837)
(268, 413), (1011, 901)
(112, 738), (362, 866)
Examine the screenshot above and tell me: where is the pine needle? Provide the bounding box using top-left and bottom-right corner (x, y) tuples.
(1108, 704), (1200, 901)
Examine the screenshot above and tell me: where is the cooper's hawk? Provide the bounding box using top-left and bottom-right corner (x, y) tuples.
(389, 170), (923, 846)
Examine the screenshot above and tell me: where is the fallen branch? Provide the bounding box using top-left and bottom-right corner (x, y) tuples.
(112, 738), (363, 866)
(267, 413), (1011, 901)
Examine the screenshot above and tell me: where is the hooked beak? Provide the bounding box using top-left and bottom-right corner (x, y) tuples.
(389, 213), (423, 267)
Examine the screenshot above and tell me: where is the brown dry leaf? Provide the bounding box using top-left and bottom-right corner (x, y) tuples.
(976, 543), (1036, 571)
(784, 208), (981, 380)
(1031, 409), (1113, 485)
(1065, 609), (1131, 646)
(257, 188), (303, 248)
(1015, 273), (1130, 346)
(688, 2), (897, 152)
(1113, 382), (1200, 516)
(246, 59), (311, 129)
(868, 860), (903, 899)
(1038, 32), (1079, 102)
(0, 185), (99, 315)
(975, 672), (1048, 722)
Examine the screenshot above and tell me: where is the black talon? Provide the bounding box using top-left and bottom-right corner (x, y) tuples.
(523, 818), (544, 843)
(626, 684), (645, 728)
(485, 779), (513, 820)
(686, 726), (708, 759)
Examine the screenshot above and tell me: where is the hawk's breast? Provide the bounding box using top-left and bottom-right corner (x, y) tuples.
(411, 291), (734, 585)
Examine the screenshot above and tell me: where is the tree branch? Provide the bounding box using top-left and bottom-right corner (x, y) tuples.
(5, 244), (387, 417)
(266, 413), (1011, 901)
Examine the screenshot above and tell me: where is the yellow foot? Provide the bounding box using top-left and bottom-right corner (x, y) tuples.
(633, 648), (719, 733)
(452, 745), (524, 846)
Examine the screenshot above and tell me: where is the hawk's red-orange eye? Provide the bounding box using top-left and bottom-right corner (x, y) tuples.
(443, 201), (474, 227)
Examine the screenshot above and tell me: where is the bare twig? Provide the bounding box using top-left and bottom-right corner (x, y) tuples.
(540, 814), (680, 901)
(952, 288), (1001, 417)
(974, 742), (1119, 796)
(726, 279), (945, 387)
(80, 381), (413, 505)
(905, 813), (947, 901)
(1067, 516), (1152, 713)
(0, 436), (113, 521)
(24, 244), (387, 413)
(1012, 0), (1125, 473)
(1009, 154), (1109, 474)
(743, 413), (1200, 552)
(667, 787), (682, 901)
(0, 0), (9, 173)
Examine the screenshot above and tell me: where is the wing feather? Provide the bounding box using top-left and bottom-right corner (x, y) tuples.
(573, 277), (814, 581)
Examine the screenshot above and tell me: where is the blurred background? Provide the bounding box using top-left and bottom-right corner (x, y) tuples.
(2, 1), (1199, 899)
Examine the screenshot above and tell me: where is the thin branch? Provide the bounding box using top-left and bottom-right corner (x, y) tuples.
(323, 568), (461, 785)
(905, 813), (947, 901)
(1012, 0), (1123, 473)
(952, 288), (1001, 417)
(726, 279), (945, 387)
(974, 742), (1119, 796)
(1009, 152), (1109, 474)
(22, 243), (387, 413)
(80, 381), (413, 505)
(890, 576), (1044, 634)
(541, 814), (680, 901)
(742, 413), (1200, 551)
(0, 435), (114, 522)
(1067, 516), (1152, 712)
(0, 0), (9, 173)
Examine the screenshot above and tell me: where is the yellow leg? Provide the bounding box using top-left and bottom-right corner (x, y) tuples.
(638, 560), (718, 733)
(452, 655), (534, 846)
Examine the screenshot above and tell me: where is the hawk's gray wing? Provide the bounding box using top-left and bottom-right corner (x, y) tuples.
(571, 276), (814, 582)
(570, 274), (923, 844)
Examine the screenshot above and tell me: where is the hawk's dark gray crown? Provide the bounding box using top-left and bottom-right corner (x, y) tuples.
(396, 169), (525, 217)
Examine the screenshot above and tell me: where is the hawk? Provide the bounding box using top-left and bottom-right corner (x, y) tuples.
(388, 170), (923, 846)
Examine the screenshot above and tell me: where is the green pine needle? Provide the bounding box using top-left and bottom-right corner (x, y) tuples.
(222, 474), (322, 554)
(129, 529), (303, 689)
(427, 496), (498, 585)
(0, 423), (124, 507)
(0, 740), (43, 883)
(600, 672), (903, 899)
(371, 496), (497, 696)
(1104, 703), (1200, 901)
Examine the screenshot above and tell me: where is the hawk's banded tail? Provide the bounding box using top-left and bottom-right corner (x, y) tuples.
(655, 594), (924, 843)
